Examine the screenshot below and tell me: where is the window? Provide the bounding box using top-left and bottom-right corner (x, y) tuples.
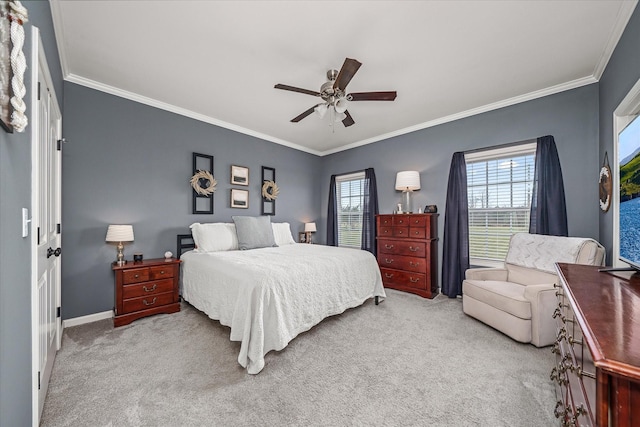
(336, 171), (365, 248)
(466, 143), (536, 263)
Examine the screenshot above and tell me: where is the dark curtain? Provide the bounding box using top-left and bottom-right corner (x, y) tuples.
(442, 152), (469, 298)
(361, 168), (379, 256)
(327, 174), (338, 246)
(529, 135), (568, 236)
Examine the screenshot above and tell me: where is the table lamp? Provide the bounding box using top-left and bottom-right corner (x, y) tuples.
(395, 171), (421, 213)
(106, 224), (134, 266)
(304, 222), (317, 244)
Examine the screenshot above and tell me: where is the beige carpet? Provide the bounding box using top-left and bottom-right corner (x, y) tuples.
(41, 290), (555, 426)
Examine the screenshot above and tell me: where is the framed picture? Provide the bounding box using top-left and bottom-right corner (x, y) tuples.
(231, 165), (249, 186)
(0, 1), (13, 133)
(230, 188), (249, 208)
(191, 152), (214, 214)
(298, 232), (306, 243)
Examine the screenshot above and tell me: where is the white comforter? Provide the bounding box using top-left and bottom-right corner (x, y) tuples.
(181, 244), (385, 374)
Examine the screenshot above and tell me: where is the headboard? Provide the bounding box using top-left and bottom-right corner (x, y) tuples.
(176, 234), (195, 259)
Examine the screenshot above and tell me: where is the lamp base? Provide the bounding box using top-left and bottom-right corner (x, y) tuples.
(402, 190), (414, 213)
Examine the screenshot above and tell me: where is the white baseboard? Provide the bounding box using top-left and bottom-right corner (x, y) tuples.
(62, 310), (113, 328)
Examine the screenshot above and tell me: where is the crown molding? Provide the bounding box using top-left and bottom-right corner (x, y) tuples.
(593, 0), (638, 79)
(64, 73), (322, 156)
(319, 75), (598, 156)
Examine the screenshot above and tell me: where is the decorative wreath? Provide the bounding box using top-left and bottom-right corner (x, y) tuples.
(190, 170), (217, 196)
(261, 180), (279, 201)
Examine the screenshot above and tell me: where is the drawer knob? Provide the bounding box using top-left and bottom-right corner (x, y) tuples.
(143, 284), (157, 292)
(134, 274), (139, 279)
(385, 244), (394, 249)
(385, 259), (394, 264)
(142, 297), (157, 306)
(409, 261), (419, 267)
(410, 277), (420, 283)
(160, 270), (165, 275)
(385, 273), (394, 278)
(414, 231), (419, 235)
(409, 246), (418, 252)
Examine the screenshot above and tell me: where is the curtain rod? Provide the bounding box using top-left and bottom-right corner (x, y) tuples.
(463, 137), (537, 155)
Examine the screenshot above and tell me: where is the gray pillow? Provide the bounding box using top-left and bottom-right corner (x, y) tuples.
(232, 216), (277, 250)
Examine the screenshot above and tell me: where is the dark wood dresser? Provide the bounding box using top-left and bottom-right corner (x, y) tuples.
(112, 258), (181, 327)
(553, 263), (640, 426)
(376, 213), (439, 299)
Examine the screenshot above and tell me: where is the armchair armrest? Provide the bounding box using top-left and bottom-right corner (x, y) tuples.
(465, 267), (508, 281)
(523, 283), (557, 347)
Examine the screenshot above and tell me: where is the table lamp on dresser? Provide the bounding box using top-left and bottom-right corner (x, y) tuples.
(106, 224), (134, 266)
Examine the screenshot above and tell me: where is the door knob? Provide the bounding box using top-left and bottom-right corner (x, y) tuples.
(47, 247), (62, 258)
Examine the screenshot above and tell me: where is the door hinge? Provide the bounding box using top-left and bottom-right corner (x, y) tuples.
(56, 223), (61, 234)
(37, 82), (40, 101)
(37, 227), (40, 245)
(57, 307), (61, 318)
(57, 138), (66, 151)
(38, 371), (41, 390)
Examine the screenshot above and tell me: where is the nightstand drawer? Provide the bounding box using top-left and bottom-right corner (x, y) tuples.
(122, 278), (174, 299)
(378, 254), (427, 273)
(149, 265), (174, 280)
(122, 267), (150, 284)
(380, 268), (427, 290)
(122, 291), (175, 314)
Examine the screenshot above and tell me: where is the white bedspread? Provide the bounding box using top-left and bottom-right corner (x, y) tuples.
(181, 244), (385, 374)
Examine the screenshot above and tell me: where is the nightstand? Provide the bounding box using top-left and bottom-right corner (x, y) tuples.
(112, 258), (181, 327)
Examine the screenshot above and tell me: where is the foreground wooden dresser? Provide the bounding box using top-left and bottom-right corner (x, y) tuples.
(553, 263), (640, 426)
(376, 213), (439, 298)
(112, 258), (181, 327)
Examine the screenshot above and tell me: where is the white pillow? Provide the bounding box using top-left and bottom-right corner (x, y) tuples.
(189, 223), (239, 252)
(272, 222), (296, 246)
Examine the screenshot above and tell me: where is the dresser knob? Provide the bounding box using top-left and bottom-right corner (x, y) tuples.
(409, 261), (419, 266)
(143, 284), (157, 292)
(410, 277), (420, 283)
(142, 297), (157, 306)
(134, 274), (139, 279)
(409, 246), (418, 252)
(385, 244), (394, 249)
(385, 273), (394, 278)
(160, 270), (165, 275)
(385, 259), (394, 264)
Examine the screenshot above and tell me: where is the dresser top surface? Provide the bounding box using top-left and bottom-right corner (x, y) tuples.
(112, 258), (181, 270)
(557, 263), (640, 378)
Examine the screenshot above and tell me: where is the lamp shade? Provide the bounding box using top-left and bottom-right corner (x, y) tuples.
(395, 171), (421, 191)
(304, 222), (317, 233)
(106, 225), (134, 242)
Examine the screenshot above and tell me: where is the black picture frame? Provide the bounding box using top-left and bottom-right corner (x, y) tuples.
(0, 1), (13, 133)
(192, 152), (214, 214)
(261, 166), (276, 216)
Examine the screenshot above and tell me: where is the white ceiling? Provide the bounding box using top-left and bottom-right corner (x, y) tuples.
(50, 1), (637, 156)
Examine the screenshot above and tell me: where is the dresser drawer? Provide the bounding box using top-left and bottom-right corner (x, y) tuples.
(379, 226), (394, 237)
(408, 227), (426, 239)
(378, 254), (427, 273)
(122, 267), (150, 284)
(393, 216), (409, 226)
(392, 227), (409, 238)
(380, 268), (427, 291)
(122, 278), (174, 299)
(379, 240), (426, 257)
(406, 216), (427, 227)
(122, 291), (175, 314)
(149, 265), (174, 280)
(378, 215), (393, 227)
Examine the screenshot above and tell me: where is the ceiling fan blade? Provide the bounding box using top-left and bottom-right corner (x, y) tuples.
(349, 91), (397, 101)
(342, 110), (355, 127)
(291, 105), (318, 123)
(275, 84), (321, 97)
(333, 58), (362, 91)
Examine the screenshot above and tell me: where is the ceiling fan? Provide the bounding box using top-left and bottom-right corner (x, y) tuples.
(274, 58), (397, 128)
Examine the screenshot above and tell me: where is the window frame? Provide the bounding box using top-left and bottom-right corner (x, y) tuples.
(335, 171), (366, 249)
(465, 141), (537, 267)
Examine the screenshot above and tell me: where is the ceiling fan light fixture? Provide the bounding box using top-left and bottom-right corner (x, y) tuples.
(314, 103), (329, 118)
(334, 97), (348, 113)
(334, 110), (347, 122)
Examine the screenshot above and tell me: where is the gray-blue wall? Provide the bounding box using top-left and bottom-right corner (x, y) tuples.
(0, 2), (62, 426)
(599, 6), (640, 261)
(318, 84), (601, 280)
(61, 82), (322, 319)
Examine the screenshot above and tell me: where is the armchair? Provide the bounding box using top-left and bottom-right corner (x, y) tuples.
(462, 233), (604, 347)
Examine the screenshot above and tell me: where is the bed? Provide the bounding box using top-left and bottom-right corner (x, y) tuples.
(177, 219), (385, 374)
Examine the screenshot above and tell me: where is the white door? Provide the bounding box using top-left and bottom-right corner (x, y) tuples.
(30, 27), (62, 425)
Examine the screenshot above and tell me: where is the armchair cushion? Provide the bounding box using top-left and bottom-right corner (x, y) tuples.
(463, 280), (531, 319)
